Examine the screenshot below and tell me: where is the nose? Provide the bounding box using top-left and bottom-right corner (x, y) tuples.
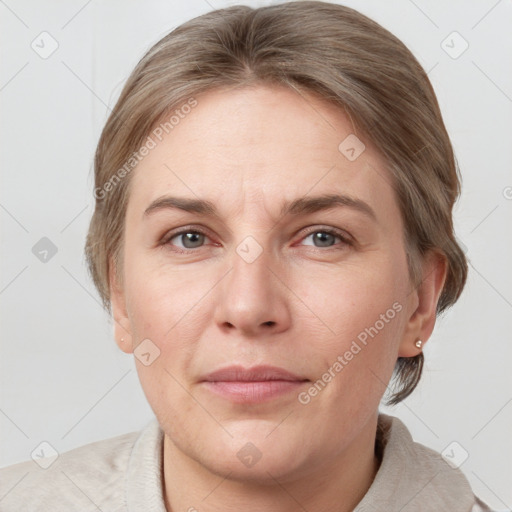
(214, 242), (292, 337)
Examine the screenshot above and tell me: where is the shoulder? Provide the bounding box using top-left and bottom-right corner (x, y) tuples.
(0, 429), (140, 512)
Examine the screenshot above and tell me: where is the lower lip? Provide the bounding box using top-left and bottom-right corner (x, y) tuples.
(202, 380), (308, 403)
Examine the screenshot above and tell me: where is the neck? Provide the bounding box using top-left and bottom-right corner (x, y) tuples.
(162, 412), (380, 512)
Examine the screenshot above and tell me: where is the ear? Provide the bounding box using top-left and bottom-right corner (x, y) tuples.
(109, 257), (134, 354)
(398, 250), (448, 357)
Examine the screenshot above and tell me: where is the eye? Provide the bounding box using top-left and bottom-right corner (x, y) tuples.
(162, 226), (352, 253)
(164, 228), (211, 251)
(298, 228), (352, 249)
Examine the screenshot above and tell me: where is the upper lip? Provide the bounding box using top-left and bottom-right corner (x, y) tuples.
(201, 365), (308, 382)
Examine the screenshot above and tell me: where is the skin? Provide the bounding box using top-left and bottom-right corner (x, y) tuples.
(110, 85), (447, 512)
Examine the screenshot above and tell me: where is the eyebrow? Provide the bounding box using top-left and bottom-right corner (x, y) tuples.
(143, 193), (377, 221)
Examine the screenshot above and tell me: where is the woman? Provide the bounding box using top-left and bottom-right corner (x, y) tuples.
(0, 2), (494, 510)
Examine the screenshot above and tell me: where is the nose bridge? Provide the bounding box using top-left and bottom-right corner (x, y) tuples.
(232, 236), (271, 293)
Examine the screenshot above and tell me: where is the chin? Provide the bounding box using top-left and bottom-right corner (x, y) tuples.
(202, 425), (316, 484)
(205, 447), (308, 485)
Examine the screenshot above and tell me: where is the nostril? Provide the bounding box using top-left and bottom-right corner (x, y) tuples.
(263, 321), (275, 327)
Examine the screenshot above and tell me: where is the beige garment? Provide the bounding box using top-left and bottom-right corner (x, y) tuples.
(0, 414), (493, 511)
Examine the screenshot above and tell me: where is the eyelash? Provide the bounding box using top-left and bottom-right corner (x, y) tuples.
(161, 225), (353, 254)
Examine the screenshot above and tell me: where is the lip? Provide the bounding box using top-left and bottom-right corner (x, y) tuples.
(200, 365), (309, 404)
(202, 365), (306, 382)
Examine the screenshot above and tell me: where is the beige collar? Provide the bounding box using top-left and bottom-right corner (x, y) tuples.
(354, 413), (476, 511)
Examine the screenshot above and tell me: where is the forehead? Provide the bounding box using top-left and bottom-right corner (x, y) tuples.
(127, 85), (399, 222)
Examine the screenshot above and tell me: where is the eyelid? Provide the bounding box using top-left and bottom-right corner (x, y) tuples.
(298, 225), (353, 242)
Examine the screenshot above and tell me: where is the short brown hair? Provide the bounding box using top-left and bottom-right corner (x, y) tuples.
(85, 1), (467, 405)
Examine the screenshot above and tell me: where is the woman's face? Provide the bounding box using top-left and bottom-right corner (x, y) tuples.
(112, 85), (429, 482)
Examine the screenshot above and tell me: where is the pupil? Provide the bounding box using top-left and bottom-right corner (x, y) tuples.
(184, 232), (203, 248)
(315, 232), (333, 247)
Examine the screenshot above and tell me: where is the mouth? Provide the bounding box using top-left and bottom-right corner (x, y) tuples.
(200, 365), (310, 404)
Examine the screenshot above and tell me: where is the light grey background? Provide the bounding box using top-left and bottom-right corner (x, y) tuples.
(1, 0), (511, 509)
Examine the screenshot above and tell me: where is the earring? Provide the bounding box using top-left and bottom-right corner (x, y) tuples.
(415, 339), (423, 349)
(120, 338), (125, 343)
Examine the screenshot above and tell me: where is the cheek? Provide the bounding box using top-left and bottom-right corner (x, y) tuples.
(298, 256), (406, 340)
(124, 246), (210, 338)
(124, 262), (202, 427)
(122, 253), (219, 411)
(293, 255), (408, 396)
